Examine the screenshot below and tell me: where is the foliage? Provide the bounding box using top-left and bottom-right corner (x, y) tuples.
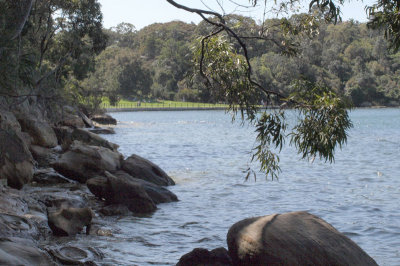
(0, 0), (107, 114)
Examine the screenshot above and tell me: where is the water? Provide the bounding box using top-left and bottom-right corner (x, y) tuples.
(93, 109), (399, 265)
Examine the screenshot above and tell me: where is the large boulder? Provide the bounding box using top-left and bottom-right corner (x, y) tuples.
(90, 114), (117, 125)
(52, 141), (123, 183)
(114, 171), (178, 204)
(53, 127), (118, 151)
(122, 154), (175, 186)
(0, 111), (34, 189)
(227, 211), (378, 266)
(33, 168), (74, 185)
(70, 128), (118, 151)
(0, 129), (34, 189)
(17, 117), (58, 148)
(47, 207), (94, 236)
(0, 237), (53, 266)
(87, 171), (157, 214)
(177, 247), (232, 266)
(29, 145), (59, 167)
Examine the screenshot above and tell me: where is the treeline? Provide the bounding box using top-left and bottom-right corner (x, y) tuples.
(86, 16), (400, 107)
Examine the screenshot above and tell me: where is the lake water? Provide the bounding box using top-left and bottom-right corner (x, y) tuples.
(89, 109), (399, 265)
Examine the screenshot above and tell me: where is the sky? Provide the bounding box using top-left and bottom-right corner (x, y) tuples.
(98, 0), (375, 30)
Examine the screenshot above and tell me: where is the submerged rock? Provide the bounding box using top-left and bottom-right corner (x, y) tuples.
(52, 141), (122, 183)
(47, 207), (94, 236)
(227, 211), (378, 266)
(122, 154), (175, 186)
(177, 247), (232, 266)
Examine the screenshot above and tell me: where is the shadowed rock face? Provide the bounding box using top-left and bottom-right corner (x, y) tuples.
(227, 211), (378, 266)
(122, 154), (175, 186)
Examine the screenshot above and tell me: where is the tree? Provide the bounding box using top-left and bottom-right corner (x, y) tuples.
(0, 0), (107, 115)
(164, 0), (357, 179)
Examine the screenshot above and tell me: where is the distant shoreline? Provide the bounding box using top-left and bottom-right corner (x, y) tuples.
(105, 105), (399, 112)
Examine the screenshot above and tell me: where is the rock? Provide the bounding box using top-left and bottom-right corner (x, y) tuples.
(0, 237), (54, 266)
(52, 141), (123, 183)
(47, 245), (103, 265)
(87, 171), (157, 214)
(78, 111), (94, 128)
(0, 213), (40, 239)
(100, 204), (132, 216)
(0, 111), (33, 148)
(0, 129), (34, 189)
(30, 145), (59, 167)
(122, 154), (175, 186)
(226, 211), (378, 266)
(60, 114), (86, 128)
(71, 128), (118, 151)
(177, 247), (232, 266)
(53, 126), (118, 151)
(47, 207), (94, 236)
(91, 114), (117, 125)
(114, 170), (178, 204)
(89, 127), (116, 135)
(17, 117), (58, 148)
(33, 168), (75, 185)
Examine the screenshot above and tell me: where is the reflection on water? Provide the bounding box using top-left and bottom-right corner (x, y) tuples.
(86, 109), (400, 265)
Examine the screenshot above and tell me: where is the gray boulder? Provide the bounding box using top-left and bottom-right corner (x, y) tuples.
(48, 207), (94, 236)
(0, 129), (34, 189)
(53, 126), (118, 151)
(122, 154), (175, 186)
(52, 141), (122, 183)
(30, 145), (59, 167)
(17, 117), (58, 148)
(87, 171), (157, 214)
(177, 247), (232, 266)
(0, 112), (34, 189)
(227, 211), (378, 266)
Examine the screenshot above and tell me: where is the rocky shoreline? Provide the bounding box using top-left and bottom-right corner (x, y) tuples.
(0, 104), (378, 265)
(0, 104), (178, 265)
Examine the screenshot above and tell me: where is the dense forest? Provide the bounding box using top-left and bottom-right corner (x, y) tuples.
(87, 17), (400, 107)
